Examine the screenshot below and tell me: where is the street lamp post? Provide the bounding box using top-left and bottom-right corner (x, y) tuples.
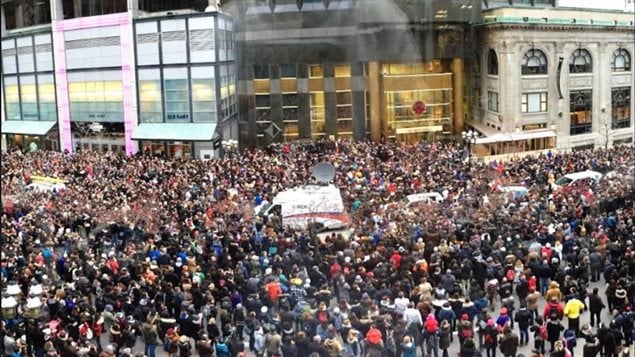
(221, 139), (238, 158)
(461, 130), (478, 173)
(461, 130), (477, 241)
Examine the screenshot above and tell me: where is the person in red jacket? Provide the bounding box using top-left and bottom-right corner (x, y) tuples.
(543, 297), (564, 321)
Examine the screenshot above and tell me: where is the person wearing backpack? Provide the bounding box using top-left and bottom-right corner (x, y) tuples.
(481, 319), (498, 357)
(458, 314), (475, 346)
(563, 329), (577, 357)
(476, 309), (490, 350)
(422, 314), (439, 357)
(543, 297), (564, 321)
(529, 316), (547, 355)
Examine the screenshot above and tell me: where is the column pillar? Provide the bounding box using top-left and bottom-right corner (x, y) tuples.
(595, 43), (610, 148)
(1, 5), (7, 36)
(452, 58), (464, 135)
(74, 0), (82, 18)
(1, 76), (6, 151)
(128, 0), (139, 14)
(51, 0), (64, 21)
(15, 4), (24, 28)
(368, 61), (382, 142)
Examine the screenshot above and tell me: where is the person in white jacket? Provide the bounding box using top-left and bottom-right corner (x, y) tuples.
(254, 325), (266, 357)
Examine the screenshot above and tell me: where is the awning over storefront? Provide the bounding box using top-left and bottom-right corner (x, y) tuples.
(131, 123), (218, 141)
(474, 130), (556, 145)
(1, 120), (57, 136)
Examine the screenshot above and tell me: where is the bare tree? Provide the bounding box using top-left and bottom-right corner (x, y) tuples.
(598, 113), (612, 150)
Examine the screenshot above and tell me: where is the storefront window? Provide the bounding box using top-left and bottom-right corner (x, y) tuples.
(38, 75), (57, 121)
(569, 90), (592, 135)
(139, 69), (163, 123)
(310, 92), (326, 138)
(385, 89), (452, 141)
(612, 87), (631, 129)
(168, 142), (192, 158)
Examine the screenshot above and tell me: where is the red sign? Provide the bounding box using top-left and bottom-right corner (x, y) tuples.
(412, 101), (426, 115)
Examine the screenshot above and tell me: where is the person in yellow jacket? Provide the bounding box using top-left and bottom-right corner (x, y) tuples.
(564, 295), (585, 337)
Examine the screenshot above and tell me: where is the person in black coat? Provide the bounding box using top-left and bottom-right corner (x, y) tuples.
(546, 315), (564, 352)
(582, 337), (600, 357)
(588, 287), (605, 328)
(514, 306), (533, 346)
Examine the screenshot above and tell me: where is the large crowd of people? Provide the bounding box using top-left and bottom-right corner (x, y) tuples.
(1, 140), (634, 357)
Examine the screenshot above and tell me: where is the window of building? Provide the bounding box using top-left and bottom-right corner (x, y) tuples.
(473, 55), (481, 74)
(282, 93), (299, 140)
(569, 49), (592, 74)
(191, 66), (216, 123)
(281, 64), (297, 78)
(68, 72), (124, 122)
(472, 87), (482, 109)
(38, 75), (57, 121)
(310, 92), (326, 138)
(382, 61), (446, 76)
(385, 89), (452, 141)
(20, 76), (39, 120)
(163, 68), (190, 123)
(521, 49), (548, 75)
(309, 65), (323, 78)
(487, 49), (498, 75)
(254, 65), (269, 79)
(612, 87), (631, 129)
(255, 95), (271, 126)
(611, 48), (631, 72)
(336, 91), (353, 137)
(569, 90), (592, 135)
(487, 91), (499, 112)
(334, 64), (351, 77)
(521, 92), (547, 113)
(138, 69), (163, 123)
(4, 77), (21, 120)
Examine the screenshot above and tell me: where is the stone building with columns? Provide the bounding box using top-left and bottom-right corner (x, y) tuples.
(471, 3), (635, 154)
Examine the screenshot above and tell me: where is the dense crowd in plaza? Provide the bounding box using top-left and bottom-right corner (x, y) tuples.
(1, 140), (634, 357)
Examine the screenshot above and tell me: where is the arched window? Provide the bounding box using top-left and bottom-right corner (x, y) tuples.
(569, 48), (592, 73)
(521, 49), (548, 75)
(611, 48), (631, 72)
(487, 49), (498, 75)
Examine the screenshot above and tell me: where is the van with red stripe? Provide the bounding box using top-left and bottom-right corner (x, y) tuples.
(255, 184), (349, 230)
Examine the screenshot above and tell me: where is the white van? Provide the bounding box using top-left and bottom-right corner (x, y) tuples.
(498, 186), (529, 199)
(552, 170), (603, 190)
(405, 192), (444, 207)
(255, 184), (349, 230)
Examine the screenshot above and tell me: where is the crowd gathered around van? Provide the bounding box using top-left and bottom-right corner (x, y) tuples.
(1, 140), (634, 357)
